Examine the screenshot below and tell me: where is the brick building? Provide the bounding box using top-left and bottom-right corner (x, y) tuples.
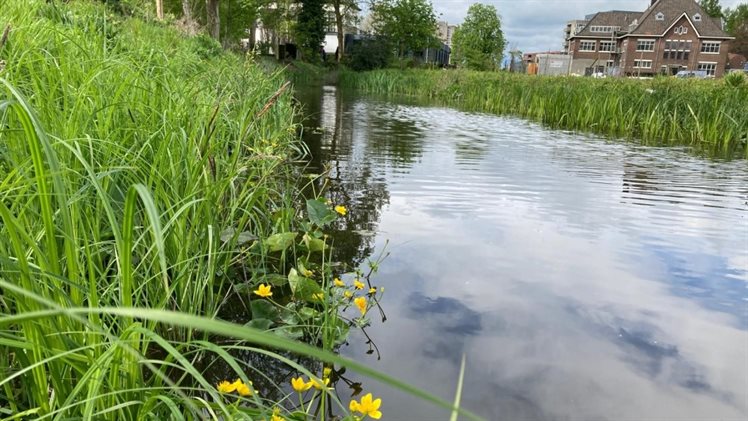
(568, 0), (733, 77)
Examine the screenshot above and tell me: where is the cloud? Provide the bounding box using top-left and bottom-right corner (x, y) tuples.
(433, 0), (745, 53)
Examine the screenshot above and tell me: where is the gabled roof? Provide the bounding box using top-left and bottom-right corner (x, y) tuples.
(573, 10), (641, 37)
(628, 0), (729, 38)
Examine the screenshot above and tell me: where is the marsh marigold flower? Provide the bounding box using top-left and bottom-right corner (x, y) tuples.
(334, 205), (347, 216)
(254, 283), (272, 298)
(308, 377), (330, 390)
(368, 287), (377, 294)
(271, 415), (284, 421)
(334, 277), (345, 287)
(344, 291), (353, 299)
(236, 382), (253, 396)
(291, 377), (311, 392)
(217, 380), (236, 393)
(353, 279), (365, 290)
(349, 393), (382, 419)
(354, 297), (367, 315)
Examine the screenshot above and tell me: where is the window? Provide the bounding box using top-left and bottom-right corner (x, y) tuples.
(606, 60), (615, 67)
(636, 39), (655, 51)
(656, 12), (664, 21)
(701, 41), (720, 53)
(579, 41), (596, 52)
(600, 41), (616, 52)
(698, 62), (717, 76)
(663, 39), (691, 60)
(590, 25), (621, 33)
(693, 13), (701, 22)
(674, 25), (688, 35)
(634, 60), (653, 69)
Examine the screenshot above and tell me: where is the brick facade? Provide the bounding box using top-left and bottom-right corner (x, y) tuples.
(568, 0), (733, 78)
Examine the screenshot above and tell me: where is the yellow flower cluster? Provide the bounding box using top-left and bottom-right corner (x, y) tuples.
(216, 378), (254, 397)
(334, 205), (347, 216)
(349, 393), (382, 419)
(290, 375), (330, 392)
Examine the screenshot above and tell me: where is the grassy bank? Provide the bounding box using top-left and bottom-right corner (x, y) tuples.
(0, 1), (470, 419)
(339, 69), (748, 158)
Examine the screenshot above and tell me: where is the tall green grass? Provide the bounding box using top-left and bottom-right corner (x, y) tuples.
(0, 1), (477, 418)
(339, 69), (748, 158)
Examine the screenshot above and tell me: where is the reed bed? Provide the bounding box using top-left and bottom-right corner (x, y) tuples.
(339, 69), (748, 158)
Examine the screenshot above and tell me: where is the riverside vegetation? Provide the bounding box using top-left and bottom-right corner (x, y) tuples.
(0, 0), (474, 419)
(339, 69), (748, 158)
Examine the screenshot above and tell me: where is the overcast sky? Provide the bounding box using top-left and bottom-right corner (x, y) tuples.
(432, 0), (746, 53)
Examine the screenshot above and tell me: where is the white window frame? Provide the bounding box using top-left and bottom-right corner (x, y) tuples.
(674, 25), (688, 35)
(656, 12), (664, 21)
(599, 41), (616, 52)
(636, 39), (655, 52)
(697, 62), (717, 76)
(700, 41), (721, 54)
(693, 13), (701, 22)
(633, 60), (653, 69)
(590, 25), (621, 33)
(579, 41), (596, 52)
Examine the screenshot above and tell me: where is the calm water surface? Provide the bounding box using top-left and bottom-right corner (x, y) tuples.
(297, 86), (748, 421)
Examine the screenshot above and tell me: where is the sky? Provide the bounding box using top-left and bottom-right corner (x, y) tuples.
(432, 0), (746, 53)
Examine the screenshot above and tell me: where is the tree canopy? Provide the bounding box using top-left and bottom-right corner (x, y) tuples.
(724, 4), (748, 57)
(451, 3), (504, 71)
(370, 0), (438, 58)
(699, 0), (723, 18)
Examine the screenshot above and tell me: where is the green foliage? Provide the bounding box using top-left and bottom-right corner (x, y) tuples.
(699, 0), (723, 18)
(370, 0), (438, 58)
(296, 0), (326, 62)
(452, 3), (504, 71)
(724, 70), (746, 87)
(724, 4), (748, 57)
(345, 36), (393, 71)
(339, 69), (748, 158)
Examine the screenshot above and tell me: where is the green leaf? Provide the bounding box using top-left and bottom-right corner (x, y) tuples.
(306, 198), (336, 227)
(251, 300), (279, 321)
(288, 268), (323, 300)
(246, 318), (272, 330)
(274, 325), (304, 340)
(264, 232), (297, 252)
(303, 233), (327, 252)
(259, 274), (288, 287)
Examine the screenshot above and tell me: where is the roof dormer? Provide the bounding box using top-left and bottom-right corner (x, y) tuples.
(693, 13), (701, 22)
(655, 12), (664, 21)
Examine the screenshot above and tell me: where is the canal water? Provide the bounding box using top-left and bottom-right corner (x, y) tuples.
(297, 86), (748, 420)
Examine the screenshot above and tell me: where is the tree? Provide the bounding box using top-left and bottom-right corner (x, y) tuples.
(451, 3), (504, 71)
(330, 0), (359, 61)
(371, 0), (438, 58)
(699, 0), (723, 18)
(156, 0), (164, 19)
(724, 4), (748, 57)
(206, 0), (220, 40)
(296, 0), (326, 61)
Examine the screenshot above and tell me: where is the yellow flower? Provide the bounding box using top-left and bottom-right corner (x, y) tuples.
(344, 291), (353, 299)
(217, 380), (236, 393)
(303, 268), (314, 277)
(323, 367), (332, 378)
(254, 283), (272, 298)
(291, 377), (312, 392)
(334, 277), (345, 287)
(312, 292), (324, 301)
(334, 205), (347, 216)
(349, 393), (382, 419)
(368, 287), (377, 294)
(354, 280), (365, 290)
(308, 377), (330, 390)
(236, 382), (253, 396)
(271, 415), (284, 421)
(354, 297), (367, 315)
